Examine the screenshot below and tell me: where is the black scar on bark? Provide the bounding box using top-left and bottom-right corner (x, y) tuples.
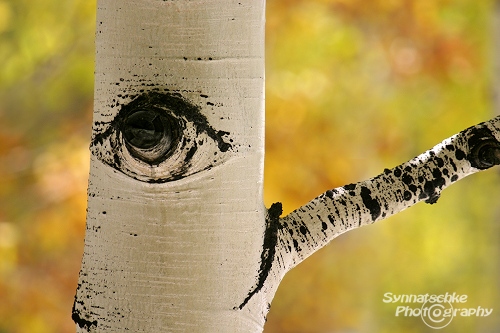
(360, 186), (381, 221)
(403, 190), (412, 201)
(236, 202), (282, 310)
(72, 300), (97, 331)
(321, 220), (328, 231)
(327, 214), (336, 227)
(343, 183), (356, 191)
(91, 91), (233, 183)
(455, 149), (466, 160)
(402, 173), (413, 185)
(421, 179), (440, 204)
(299, 224), (309, 236)
(393, 167), (402, 177)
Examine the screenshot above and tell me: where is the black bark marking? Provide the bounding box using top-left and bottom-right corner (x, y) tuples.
(327, 214), (336, 227)
(72, 301), (97, 331)
(401, 173), (413, 185)
(455, 149), (466, 160)
(448, 157), (457, 171)
(360, 186), (381, 221)
(432, 168), (445, 188)
(403, 190), (412, 201)
(299, 225), (309, 236)
(321, 221), (328, 231)
(343, 183), (356, 191)
(422, 180), (440, 204)
(215, 131), (232, 152)
(237, 202), (282, 310)
(185, 145), (197, 160)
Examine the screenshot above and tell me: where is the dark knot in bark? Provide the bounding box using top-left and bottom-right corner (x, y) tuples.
(121, 105), (182, 164)
(470, 139), (500, 169)
(467, 126), (500, 170)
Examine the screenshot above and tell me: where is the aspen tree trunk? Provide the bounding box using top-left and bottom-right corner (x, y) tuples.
(73, 1), (271, 332)
(73, 1), (500, 332)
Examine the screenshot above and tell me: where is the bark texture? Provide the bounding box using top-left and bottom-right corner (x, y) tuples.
(275, 117), (500, 270)
(73, 1), (271, 332)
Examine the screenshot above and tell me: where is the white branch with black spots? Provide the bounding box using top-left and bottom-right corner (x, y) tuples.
(275, 115), (500, 270)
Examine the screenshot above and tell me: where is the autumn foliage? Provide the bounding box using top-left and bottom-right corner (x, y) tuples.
(0, 0), (498, 332)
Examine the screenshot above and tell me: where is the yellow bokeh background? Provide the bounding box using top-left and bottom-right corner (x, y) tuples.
(0, 0), (499, 332)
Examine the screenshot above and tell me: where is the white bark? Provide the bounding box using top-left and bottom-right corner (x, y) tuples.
(276, 117), (500, 269)
(74, 1), (500, 332)
(73, 1), (272, 332)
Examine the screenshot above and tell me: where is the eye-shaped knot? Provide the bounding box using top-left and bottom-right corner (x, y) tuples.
(90, 91), (236, 183)
(469, 139), (500, 169)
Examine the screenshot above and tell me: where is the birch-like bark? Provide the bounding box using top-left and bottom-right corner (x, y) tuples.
(73, 1), (500, 332)
(275, 117), (500, 270)
(73, 1), (271, 332)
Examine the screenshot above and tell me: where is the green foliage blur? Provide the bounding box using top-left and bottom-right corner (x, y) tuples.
(0, 0), (498, 332)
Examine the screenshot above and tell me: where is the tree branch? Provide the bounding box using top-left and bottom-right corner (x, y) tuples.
(276, 115), (500, 270)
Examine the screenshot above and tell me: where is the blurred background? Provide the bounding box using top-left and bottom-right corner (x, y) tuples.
(0, 0), (499, 332)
